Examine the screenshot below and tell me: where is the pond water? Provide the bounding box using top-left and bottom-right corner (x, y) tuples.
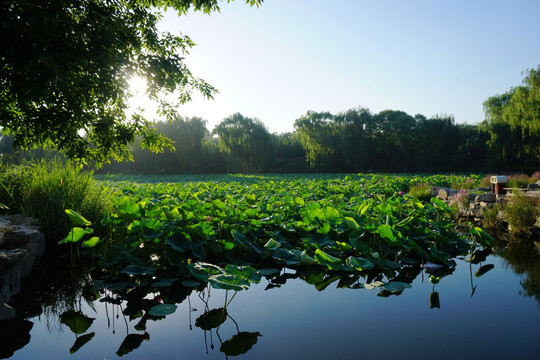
(2, 240), (539, 360)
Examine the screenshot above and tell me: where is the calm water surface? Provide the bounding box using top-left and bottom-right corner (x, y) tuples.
(2, 246), (539, 360)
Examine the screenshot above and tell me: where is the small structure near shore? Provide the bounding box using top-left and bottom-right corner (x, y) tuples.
(0, 215), (45, 321)
(434, 182), (540, 233)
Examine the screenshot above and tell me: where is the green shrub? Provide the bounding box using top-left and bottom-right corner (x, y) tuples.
(408, 183), (432, 202)
(507, 174), (532, 189)
(504, 194), (539, 235)
(482, 203), (503, 233)
(0, 160), (111, 245)
(451, 177), (477, 190)
(478, 175), (492, 189)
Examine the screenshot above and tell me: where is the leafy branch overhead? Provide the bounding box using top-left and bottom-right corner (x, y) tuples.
(0, 0), (263, 164)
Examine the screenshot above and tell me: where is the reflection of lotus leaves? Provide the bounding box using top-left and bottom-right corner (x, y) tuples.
(70, 332), (95, 354)
(195, 308), (227, 330)
(220, 331), (262, 356)
(116, 332), (150, 357)
(475, 264), (495, 278)
(430, 292), (440, 309)
(60, 310), (95, 335)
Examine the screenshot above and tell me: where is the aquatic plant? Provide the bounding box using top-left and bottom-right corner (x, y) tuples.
(60, 173), (492, 293)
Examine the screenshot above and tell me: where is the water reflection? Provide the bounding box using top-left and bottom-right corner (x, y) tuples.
(497, 235), (540, 305)
(2, 238), (540, 359)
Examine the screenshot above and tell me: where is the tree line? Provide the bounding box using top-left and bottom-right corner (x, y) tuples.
(1, 66), (539, 174)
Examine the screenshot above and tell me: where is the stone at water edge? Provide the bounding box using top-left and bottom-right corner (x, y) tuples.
(438, 188), (449, 200)
(0, 303), (15, 321)
(475, 192), (497, 203)
(0, 249), (28, 321)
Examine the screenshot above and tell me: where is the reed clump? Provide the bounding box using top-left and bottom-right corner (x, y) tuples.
(0, 159), (111, 245)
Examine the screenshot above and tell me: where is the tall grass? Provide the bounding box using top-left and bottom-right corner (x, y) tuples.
(503, 194), (539, 235)
(408, 183), (432, 202)
(0, 159), (111, 246)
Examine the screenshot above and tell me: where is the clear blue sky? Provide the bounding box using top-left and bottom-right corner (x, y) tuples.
(152, 0), (540, 134)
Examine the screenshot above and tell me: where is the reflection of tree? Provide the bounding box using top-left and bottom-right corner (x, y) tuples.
(0, 318), (32, 359)
(498, 237), (540, 306)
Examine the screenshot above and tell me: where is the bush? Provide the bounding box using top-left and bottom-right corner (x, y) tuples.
(408, 183), (432, 202)
(482, 203), (503, 233)
(507, 174), (533, 189)
(0, 160), (111, 245)
(503, 194), (539, 235)
(478, 175), (492, 188)
(451, 177), (477, 190)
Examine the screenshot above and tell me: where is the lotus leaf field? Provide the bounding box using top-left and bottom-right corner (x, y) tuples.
(61, 173), (491, 296)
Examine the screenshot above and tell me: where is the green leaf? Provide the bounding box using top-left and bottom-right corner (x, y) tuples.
(166, 233), (190, 252)
(121, 265), (155, 276)
(208, 273), (250, 291)
(223, 241), (235, 250)
(314, 248), (342, 270)
(59, 227), (93, 244)
(189, 262), (224, 282)
(294, 197), (305, 206)
(82, 236), (100, 248)
(381, 281), (412, 292)
(65, 209), (92, 227)
(181, 279), (201, 287)
(212, 199), (226, 209)
(345, 216), (360, 230)
(376, 224), (398, 242)
(148, 304), (177, 316)
(224, 264), (261, 283)
(359, 203), (370, 215)
(264, 238), (281, 250)
(470, 227), (494, 246)
(346, 256), (375, 271)
(299, 250), (316, 265)
(60, 310), (95, 335)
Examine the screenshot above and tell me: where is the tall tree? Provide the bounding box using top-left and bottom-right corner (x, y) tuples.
(294, 111), (337, 171)
(213, 113), (273, 172)
(0, 0), (262, 164)
(334, 107), (373, 171)
(482, 65), (540, 170)
(372, 110), (416, 171)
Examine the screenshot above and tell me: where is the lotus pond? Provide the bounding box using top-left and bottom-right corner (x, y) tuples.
(2, 174), (539, 359)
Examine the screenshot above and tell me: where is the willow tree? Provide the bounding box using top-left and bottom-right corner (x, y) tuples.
(294, 111), (337, 170)
(213, 113), (273, 172)
(482, 65), (540, 169)
(0, 0), (262, 164)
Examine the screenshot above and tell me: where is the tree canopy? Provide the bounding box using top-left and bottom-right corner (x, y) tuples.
(0, 0), (262, 164)
(482, 65), (540, 169)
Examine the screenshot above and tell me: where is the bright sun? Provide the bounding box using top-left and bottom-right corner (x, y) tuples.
(128, 75), (148, 97)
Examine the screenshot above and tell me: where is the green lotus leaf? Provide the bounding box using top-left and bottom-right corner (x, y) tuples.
(148, 304), (177, 317)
